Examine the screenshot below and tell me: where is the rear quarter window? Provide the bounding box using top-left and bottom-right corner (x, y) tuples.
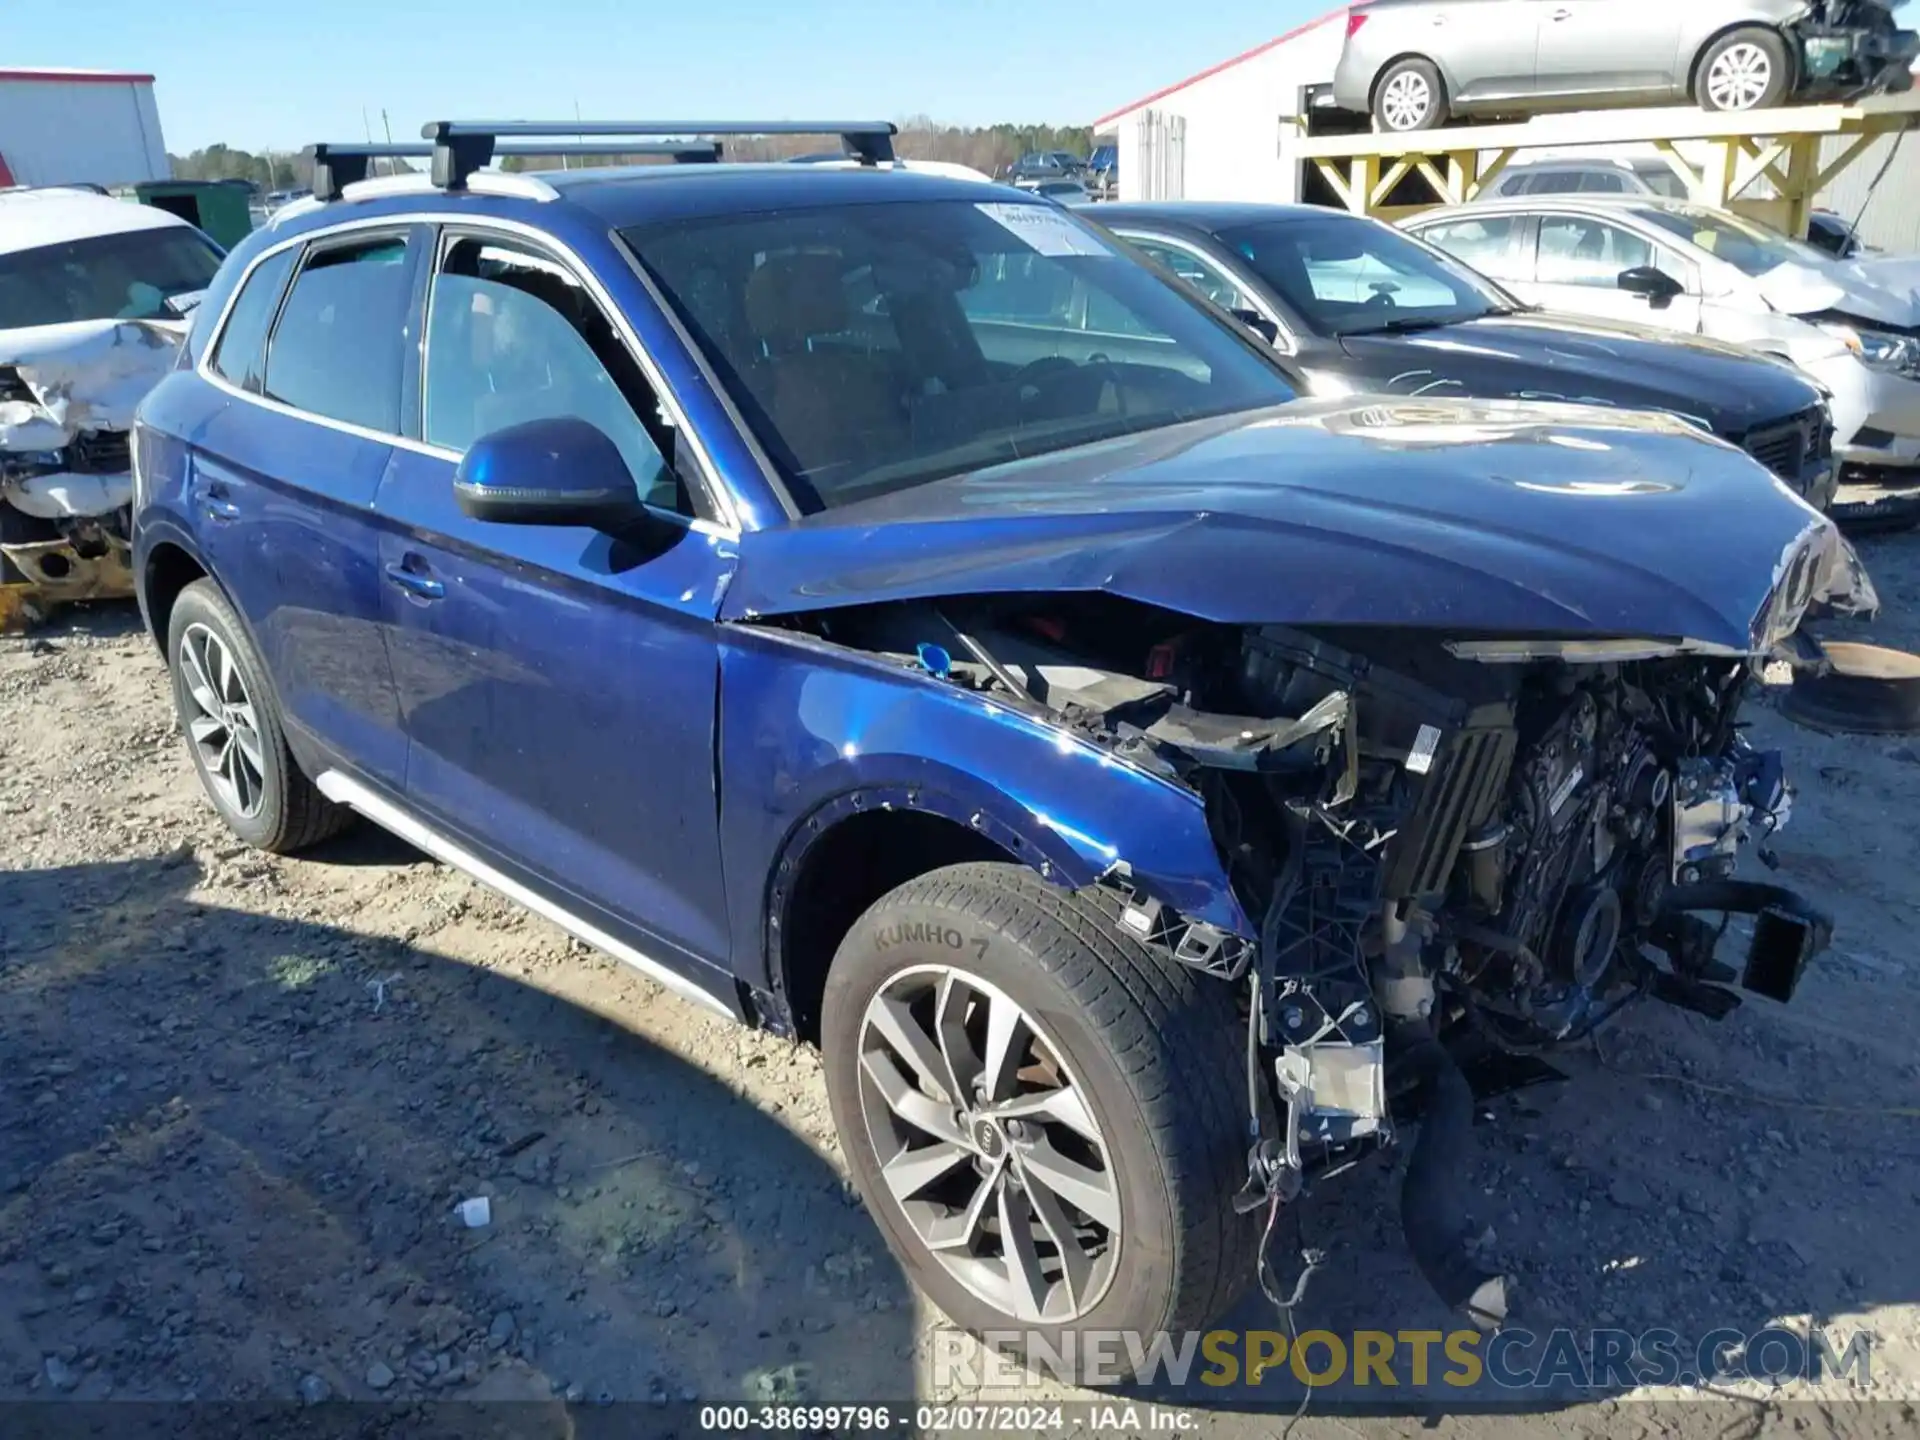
(209, 248), (297, 392)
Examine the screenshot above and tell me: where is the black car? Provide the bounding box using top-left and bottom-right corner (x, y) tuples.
(1091, 202), (1839, 510)
(1006, 150), (1086, 186)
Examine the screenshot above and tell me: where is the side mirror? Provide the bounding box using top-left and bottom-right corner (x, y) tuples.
(1617, 265), (1684, 304)
(453, 416), (651, 529)
(1231, 308), (1280, 344)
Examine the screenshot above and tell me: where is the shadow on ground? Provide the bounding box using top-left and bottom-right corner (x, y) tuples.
(0, 852), (914, 1419)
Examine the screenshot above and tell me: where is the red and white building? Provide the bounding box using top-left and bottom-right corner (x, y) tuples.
(0, 68), (169, 189)
(1092, 7), (1351, 203)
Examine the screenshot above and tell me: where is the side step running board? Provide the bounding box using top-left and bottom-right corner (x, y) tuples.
(314, 770), (737, 1019)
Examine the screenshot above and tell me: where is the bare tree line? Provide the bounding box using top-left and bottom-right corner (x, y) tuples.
(168, 119), (1095, 190)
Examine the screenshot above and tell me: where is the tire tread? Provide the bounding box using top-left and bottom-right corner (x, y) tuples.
(170, 579), (352, 855)
(870, 862), (1258, 1334)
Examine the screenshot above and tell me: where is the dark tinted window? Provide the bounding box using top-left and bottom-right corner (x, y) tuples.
(210, 247), (296, 392)
(627, 199), (1292, 511)
(424, 237), (688, 514)
(264, 236), (410, 432)
(0, 225), (223, 329)
(1577, 170), (1627, 193)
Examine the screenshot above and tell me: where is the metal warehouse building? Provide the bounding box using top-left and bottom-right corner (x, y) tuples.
(0, 68), (169, 188)
(1093, 6), (1920, 250)
(1093, 9), (1351, 205)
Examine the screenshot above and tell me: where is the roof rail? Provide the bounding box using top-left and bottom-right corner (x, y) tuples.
(307, 139), (723, 201)
(419, 120), (898, 189)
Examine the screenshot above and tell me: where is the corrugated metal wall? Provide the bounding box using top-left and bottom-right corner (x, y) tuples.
(0, 77), (169, 187)
(1816, 130), (1920, 252)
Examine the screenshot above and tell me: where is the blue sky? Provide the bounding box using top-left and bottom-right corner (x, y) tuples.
(15, 0), (1325, 154)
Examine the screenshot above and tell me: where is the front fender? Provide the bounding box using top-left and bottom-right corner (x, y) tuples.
(716, 624), (1253, 991)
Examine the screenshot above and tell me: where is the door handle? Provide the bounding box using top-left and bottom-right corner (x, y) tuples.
(1550, 6), (1572, 17)
(194, 480), (240, 523)
(384, 561), (445, 601)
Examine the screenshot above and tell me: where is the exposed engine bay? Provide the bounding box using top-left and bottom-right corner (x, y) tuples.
(1795, 0), (1919, 98)
(783, 564), (1867, 1323)
(0, 319), (176, 619)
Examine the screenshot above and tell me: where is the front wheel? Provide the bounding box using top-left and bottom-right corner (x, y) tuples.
(1696, 28), (1790, 112)
(1373, 58), (1450, 132)
(821, 863), (1256, 1362)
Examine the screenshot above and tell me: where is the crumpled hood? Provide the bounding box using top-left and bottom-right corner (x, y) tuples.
(726, 396), (1877, 654)
(1754, 256), (1920, 327)
(1335, 312), (1820, 430)
(0, 318), (184, 453)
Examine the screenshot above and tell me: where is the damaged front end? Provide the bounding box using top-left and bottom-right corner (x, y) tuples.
(777, 515), (1873, 1326)
(1, 320), (178, 626)
(1794, 0), (1920, 100)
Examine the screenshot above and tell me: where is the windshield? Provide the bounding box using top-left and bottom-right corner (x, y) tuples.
(0, 226), (223, 329)
(626, 199), (1296, 511)
(1218, 215), (1515, 337)
(1636, 205), (1828, 277)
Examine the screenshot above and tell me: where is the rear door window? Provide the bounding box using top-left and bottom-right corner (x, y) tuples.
(264, 235), (413, 432)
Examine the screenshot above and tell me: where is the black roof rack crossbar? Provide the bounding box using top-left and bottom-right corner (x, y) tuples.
(307, 139), (724, 200)
(420, 119), (898, 187)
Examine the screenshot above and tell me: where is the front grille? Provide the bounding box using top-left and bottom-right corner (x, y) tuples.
(1383, 716), (1517, 900)
(1741, 406), (1829, 486)
(66, 430), (132, 475)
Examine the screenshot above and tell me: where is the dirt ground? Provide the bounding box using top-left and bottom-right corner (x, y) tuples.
(5, 530), (1920, 1439)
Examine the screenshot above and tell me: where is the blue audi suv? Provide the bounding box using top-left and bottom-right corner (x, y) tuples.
(132, 120), (1874, 1350)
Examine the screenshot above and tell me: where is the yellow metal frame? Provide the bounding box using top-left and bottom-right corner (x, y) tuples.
(1286, 91), (1920, 235)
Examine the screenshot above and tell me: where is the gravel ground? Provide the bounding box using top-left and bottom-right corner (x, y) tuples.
(5, 531), (1920, 1438)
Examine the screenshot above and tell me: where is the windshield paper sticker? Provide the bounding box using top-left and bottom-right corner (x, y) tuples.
(976, 202), (1113, 257)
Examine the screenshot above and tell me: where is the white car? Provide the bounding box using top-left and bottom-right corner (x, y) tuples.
(0, 187), (222, 607)
(1406, 194), (1920, 523)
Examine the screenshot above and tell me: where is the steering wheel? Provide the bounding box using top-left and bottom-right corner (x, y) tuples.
(1012, 355), (1130, 419)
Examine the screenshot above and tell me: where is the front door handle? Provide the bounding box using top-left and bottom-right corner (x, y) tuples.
(384, 560), (445, 601)
(1550, 6), (1572, 17)
(194, 480), (240, 523)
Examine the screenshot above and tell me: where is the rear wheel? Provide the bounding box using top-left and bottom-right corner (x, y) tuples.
(821, 862), (1256, 1365)
(1696, 28), (1790, 112)
(165, 579), (351, 854)
(1373, 58), (1450, 132)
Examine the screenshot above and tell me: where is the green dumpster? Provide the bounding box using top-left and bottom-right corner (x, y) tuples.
(132, 179), (256, 249)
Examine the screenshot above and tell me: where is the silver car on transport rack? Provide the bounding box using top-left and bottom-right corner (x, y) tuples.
(1332, 0), (1917, 132)
(1405, 194), (1920, 522)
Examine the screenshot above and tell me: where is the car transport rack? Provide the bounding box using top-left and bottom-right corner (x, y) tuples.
(1282, 88), (1920, 238)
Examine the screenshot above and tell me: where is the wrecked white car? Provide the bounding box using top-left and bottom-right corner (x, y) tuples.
(1409, 195), (1920, 526)
(1, 187), (222, 612)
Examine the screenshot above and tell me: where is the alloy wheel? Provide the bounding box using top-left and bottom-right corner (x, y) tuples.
(1707, 44), (1772, 110)
(1380, 72), (1433, 130)
(179, 622), (267, 819)
(855, 965), (1120, 1324)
